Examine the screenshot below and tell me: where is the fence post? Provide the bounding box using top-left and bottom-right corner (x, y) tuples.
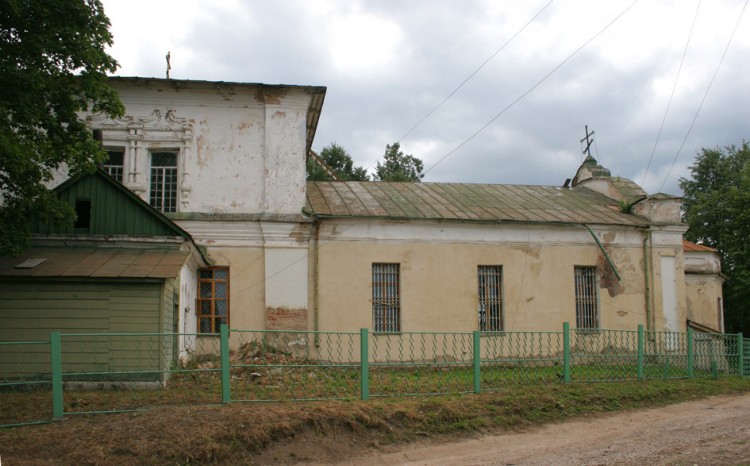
(738, 333), (744, 377)
(50, 332), (63, 420)
(687, 328), (694, 378)
(637, 324), (644, 380)
(473, 331), (481, 394)
(220, 324), (231, 404)
(360, 328), (369, 400)
(562, 322), (571, 383)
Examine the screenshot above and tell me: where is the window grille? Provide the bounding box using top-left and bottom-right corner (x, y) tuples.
(150, 152), (178, 213)
(372, 263), (400, 332)
(197, 268), (229, 333)
(103, 150), (124, 182)
(575, 266), (598, 329)
(478, 265), (503, 331)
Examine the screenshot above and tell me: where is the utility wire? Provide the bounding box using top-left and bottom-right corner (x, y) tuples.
(233, 1), (638, 300)
(658, 0), (748, 193)
(640, 0), (702, 188)
(397, 0), (555, 143)
(424, 0), (640, 176)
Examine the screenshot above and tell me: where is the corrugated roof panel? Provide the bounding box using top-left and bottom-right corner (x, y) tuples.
(331, 182), (369, 216)
(391, 183), (439, 218)
(426, 184), (476, 220)
(361, 183), (409, 218)
(411, 184), (460, 219)
(306, 183), (332, 215)
(317, 183), (351, 216)
(431, 184), (482, 220)
(0, 248), (188, 279)
(346, 182), (389, 216)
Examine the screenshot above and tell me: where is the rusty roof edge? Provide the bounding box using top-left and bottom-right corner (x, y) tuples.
(109, 76), (327, 92)
(303, 211), (651, 228)
(306, 91), (326, 154)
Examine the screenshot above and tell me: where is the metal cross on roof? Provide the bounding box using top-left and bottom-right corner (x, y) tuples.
(580, 125), (595, 157)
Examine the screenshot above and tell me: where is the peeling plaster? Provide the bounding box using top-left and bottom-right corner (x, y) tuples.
(598, 252), (624, 297)
(289, 224), (310, 245)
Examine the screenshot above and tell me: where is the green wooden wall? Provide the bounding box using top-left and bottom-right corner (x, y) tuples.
(0, 280), (164, 379)
(33, 171), (183, 237)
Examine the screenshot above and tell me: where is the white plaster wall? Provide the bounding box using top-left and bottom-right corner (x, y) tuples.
(660, 255), (679, 333)
(264, 247), (309, 309)
(179, 262), (198, 359)
(83, 79), (313, 216)
(684, 251), (722, 274)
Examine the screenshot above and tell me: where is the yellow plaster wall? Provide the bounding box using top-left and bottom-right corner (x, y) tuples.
(312, 238), (661, 333)
(685, 274), (723, 331)
(205, 246), (266, 331)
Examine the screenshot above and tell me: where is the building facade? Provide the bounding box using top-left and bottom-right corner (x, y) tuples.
(24, 76), (723, 352)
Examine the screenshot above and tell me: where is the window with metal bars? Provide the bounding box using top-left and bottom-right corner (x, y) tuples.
(372, 263), (400, 332)
(574, 266), (598, 330)
(149, 151), (178, 213)
(103, 149), (124, 182)
(197, 268), (229, 333)
(478, 265), (503, 331)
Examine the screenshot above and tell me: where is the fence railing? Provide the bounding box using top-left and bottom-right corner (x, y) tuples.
(0, 324), (746, 428)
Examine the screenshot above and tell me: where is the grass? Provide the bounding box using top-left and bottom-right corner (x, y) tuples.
(1, 377), (749, 465)
(1, 357), (741, 426)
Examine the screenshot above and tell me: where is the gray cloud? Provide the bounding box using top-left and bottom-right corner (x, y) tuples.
(103, 0), (750, 196)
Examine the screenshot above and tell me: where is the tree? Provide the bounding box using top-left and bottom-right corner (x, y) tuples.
(679, 141), (750, 334)
(0, 0), (124, 255)
(374, 142), (424, 182)
(307, 143), (369, 181)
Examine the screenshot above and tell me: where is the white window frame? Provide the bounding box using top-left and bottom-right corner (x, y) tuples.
(102, 147), (125, 182)
(149, 151), (179, 213)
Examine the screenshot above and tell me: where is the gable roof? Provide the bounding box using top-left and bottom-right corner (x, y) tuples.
(24, 169), (210, 268)
(306, 181), (650, 226)
(36, 169), (191, 238)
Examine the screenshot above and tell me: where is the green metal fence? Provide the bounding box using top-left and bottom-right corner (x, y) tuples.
(0, 324), (746, 428)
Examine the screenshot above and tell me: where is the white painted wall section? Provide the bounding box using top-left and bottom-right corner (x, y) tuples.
(661, 255), (679, 333)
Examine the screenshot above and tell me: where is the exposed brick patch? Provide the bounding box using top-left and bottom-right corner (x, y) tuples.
(266, 307), (308, 330)
(598, 251), (624, 297)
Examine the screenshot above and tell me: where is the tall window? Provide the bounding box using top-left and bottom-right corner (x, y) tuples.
(197, 268), (229, 333)
(372, 263), (400, 333)
(478, 265), (503, 331)
(103, 149), (124, 182)
(574, 266), (598, 330)
(150, 151), (178, 213)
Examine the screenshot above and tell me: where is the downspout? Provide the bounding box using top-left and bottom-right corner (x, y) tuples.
(582, 224), (621, 282)
(642, 229), (653, 331)
(312, 217), (321, 347)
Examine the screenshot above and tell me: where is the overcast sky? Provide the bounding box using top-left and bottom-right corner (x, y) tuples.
(99, 0), (749, 195)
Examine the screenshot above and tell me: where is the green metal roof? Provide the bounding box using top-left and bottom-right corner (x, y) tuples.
(306, 181), (650, 226)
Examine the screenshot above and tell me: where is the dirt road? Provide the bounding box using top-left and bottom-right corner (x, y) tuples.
(324, 393), (750, 465)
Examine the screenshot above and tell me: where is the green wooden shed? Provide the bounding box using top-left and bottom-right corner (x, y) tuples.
(0, 170), (208, 382)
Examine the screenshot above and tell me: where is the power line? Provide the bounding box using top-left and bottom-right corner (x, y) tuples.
(397, 0), (555, 143)
(233, 3), (555, 299)
(640, 0), (702, 188)
(424, 0), (640, 177)
(658, 0), (748, 193)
